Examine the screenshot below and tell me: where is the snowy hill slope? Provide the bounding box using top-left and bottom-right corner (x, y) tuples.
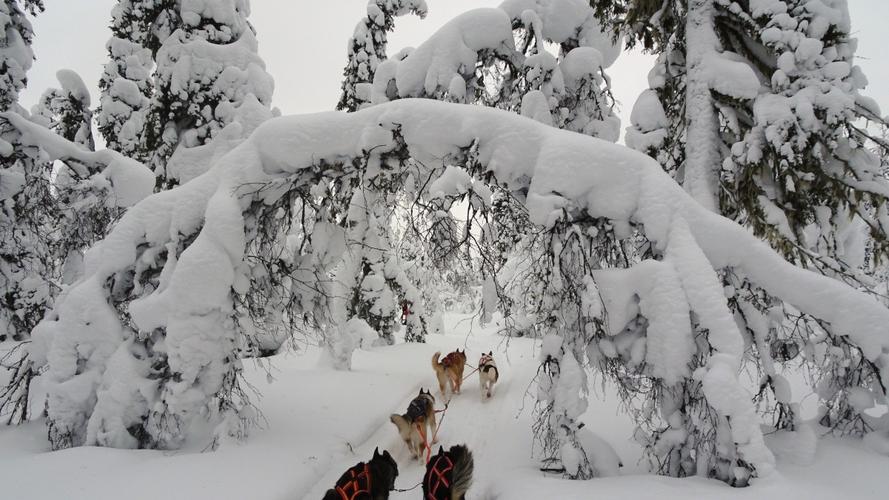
(1, 313), (888, 499)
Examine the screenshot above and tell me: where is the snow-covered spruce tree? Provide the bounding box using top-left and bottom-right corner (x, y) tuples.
(0, 0), (42, 111)
(612, 0), (889, 439)
(4, 3), (275, 448)
(144, 0), (274, 188)
(32, 70), (94, 150)
(337, 0), (428, 112)
(334, 186), (404, 346)
(96, 0), (170, 159)
(0, 0), (46, 348)
(331, 0), (433, 348)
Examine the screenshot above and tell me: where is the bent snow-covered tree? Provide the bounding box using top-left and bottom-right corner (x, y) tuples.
(13, 99), (889, 490)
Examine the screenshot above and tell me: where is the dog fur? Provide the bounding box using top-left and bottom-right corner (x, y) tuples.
(432, 350), (467, 396)
(389, 389), (437, 460)
(322, 447), (398, 500)
(478, 351), (499, 399)
(423, 444), (474, 500)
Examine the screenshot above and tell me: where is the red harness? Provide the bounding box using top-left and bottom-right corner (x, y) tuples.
(441, 353), (455, 367)
(425, 453), (454, 500)
(335, 463), (371, 500)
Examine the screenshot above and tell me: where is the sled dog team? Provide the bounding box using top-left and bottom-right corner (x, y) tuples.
(323, 349), (499, 499)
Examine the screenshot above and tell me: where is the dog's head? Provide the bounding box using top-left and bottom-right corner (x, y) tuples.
(455, 348), (467, 362)
(418, 387), (435, 404)
(372, 447), (399, 490)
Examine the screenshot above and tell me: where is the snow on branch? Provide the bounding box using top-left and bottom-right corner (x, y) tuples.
(0, 111), (154, 207)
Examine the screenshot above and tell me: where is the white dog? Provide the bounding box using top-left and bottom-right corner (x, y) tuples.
(478, 351), (499, 399)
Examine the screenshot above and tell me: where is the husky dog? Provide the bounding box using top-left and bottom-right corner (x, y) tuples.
(389, 389), (437, 460)
(322, 447), (398, 500)
(423, 444), (474, 500)
(478, 351), (499, 399)
(432, 350), (467, 396)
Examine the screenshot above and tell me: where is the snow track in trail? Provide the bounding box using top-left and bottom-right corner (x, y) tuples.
(298, 380), (427, 499)
(299, 327), (540, 500)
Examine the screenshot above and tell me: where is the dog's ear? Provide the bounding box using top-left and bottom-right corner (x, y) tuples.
(489, 351), (493, 356)
(373, 446), (380, 458)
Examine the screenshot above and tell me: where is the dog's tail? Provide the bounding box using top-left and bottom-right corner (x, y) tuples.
(448, 444), (474, 497)
(390, 414), (409, 435)
(432, 351), (442, 371)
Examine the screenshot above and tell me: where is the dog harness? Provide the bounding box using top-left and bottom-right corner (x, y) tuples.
(479, 353), (493, 366)
(442, 352), (460, 367)
(406, 396), (431, 422)
(425, 453), (454, 500)
(334, 463), (372, 500)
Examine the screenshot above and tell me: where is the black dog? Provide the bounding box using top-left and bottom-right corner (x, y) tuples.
(423, 444), (474, 500)
(323, 447), (398, 500)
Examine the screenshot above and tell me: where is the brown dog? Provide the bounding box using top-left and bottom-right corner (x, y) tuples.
(432, 350), (467, 396)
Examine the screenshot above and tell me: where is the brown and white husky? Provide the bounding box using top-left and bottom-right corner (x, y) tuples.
(478, 351), (499, 399)
(432, 350), (467, 396)
(389, 389), (437, 460)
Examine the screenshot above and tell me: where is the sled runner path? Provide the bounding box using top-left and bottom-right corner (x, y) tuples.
(299, 381), (427, 500)
(389, 374), (517, 500)
(298, 342), (526, 500)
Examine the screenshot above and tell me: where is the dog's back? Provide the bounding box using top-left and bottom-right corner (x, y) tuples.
(322, 462), (369, 500)
(482, 363), (499, 383)
(423, 444), (474, 500)
(405, 394), (432, 422)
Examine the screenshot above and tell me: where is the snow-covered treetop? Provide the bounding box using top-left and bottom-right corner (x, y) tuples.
(368, 0), (622, 140)
(31, 70), (95, 150)
(0, 0), (43, 111)
(337, 0), (428, 111)
(499, 0), (620, 62)
(145, 0), (274, 187)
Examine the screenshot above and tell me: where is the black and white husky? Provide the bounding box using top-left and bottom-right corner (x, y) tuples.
(478, 351), (499, 399)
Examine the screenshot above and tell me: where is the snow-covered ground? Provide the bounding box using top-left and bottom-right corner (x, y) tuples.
(1, 312), (887, 499)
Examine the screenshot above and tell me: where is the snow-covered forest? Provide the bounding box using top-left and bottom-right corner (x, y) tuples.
(2, 0), (888, 498)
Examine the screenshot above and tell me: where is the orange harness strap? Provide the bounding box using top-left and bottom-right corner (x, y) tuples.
(416, 421), (433, 463)
(425, 454), (454, 500)
(335, 463), (371, 500)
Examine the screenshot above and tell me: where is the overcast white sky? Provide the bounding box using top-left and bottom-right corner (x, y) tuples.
(20, 0), (889, 144)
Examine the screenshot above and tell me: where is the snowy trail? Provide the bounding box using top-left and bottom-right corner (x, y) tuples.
(300, 319), (541, 500)
(4, 313), (888, 499)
